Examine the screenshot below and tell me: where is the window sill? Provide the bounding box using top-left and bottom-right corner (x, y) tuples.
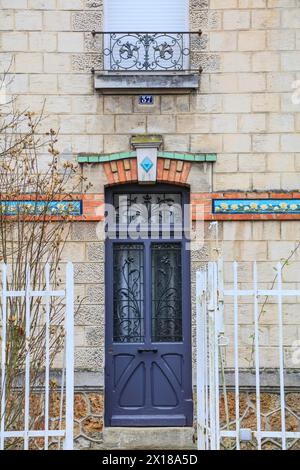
(94, 71), (200, 95)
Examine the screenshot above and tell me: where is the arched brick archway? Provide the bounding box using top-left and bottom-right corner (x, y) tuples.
(103, 158), (191, 186)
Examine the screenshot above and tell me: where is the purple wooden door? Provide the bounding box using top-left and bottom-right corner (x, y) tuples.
(105, 186), (193, 427)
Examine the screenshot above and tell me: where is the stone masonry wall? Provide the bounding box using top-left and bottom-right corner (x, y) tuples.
(1, 0), (298, 376)
(1, 1), (299, 189)
(73, 389), (300, 449)
(65, 218), (300, 375)
(1, 0), (300, 450)
(5, 389), (300, 449)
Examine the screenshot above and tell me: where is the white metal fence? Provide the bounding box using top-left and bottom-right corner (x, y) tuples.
(0, 262), (74, 450)
(196, 260), (300, 450)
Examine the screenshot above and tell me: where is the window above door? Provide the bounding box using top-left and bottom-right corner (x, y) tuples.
(92, 0), (201, 94)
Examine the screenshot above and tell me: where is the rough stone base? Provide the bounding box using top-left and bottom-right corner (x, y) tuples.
(7, 388), (298, 450)
(72, 388), (300, 450)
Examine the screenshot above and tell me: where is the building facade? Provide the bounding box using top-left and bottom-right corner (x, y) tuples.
(1, 0), (300, 450)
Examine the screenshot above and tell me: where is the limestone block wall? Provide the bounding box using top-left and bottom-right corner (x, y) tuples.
(0, 0), (299, 190)
(221, 220), (300, 369)
(70, 222), (105, 375)
(65, 217), (300, 376)
(1, 0), (300, 443)
(190, 220), (300, 373)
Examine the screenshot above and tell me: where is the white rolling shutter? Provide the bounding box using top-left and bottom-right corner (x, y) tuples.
(104, 0), (189, 32)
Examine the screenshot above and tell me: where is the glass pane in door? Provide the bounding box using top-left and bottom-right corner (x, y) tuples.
(151, 243), (182, 342)
(113, 244), (144, 343)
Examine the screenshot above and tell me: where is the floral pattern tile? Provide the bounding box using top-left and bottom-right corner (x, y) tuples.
(0, 200), (82, 216)
(213, 199), (300, 214)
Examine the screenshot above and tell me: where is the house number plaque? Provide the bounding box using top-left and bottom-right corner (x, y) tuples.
(139, 95), (154, 105)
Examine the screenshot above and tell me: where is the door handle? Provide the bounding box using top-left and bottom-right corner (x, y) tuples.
(138, 348), (158, 353)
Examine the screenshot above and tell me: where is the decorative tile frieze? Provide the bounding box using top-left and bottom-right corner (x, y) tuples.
(0, 200), (82, 216)
(9, 194), (300, 223)
(213, 199), (300, 215)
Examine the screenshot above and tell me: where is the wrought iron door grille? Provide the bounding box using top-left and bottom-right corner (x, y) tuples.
(152, 243), (182, 342)
(113, 244), (144, 343)
(91, 31), (202, 72)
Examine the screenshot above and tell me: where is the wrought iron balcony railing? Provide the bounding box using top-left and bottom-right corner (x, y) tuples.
(91, 31), (202, 73)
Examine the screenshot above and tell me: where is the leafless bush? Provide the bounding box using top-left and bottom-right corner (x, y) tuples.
(0, 70), (90, 449)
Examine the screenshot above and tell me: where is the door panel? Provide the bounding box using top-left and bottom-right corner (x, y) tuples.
(119, 362), (146, 407)
(151, 363), (178, 407)
(105, 188), (192, 427)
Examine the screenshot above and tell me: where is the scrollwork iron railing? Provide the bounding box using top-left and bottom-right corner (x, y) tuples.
(91, 31), (202, 72)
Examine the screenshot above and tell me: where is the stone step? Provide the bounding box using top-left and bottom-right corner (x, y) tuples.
(101, 427), (196, 450)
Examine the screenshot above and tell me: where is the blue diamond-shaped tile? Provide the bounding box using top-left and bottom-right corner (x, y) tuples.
(141, 157), (153, 173)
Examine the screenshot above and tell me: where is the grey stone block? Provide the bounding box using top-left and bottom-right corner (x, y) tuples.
(85, 326), (104, 347)
(85, 0), (102, 8)
(86, 242), (104, 262)
(190, 33), (209, 51)
(84, 32), (102, 52)
(74, 262), (104, 283)
(75, 304), (104, 325)
(191, 248), (210, 263)
(72, 53), (102, 72)
(84, 284), (105, 304)
(190, 0), (209, 9)
(190, 10), (221, 31)
(74, 371), (104, 389)
(190, 53), (221, 72)
(75, 347), (103, 371)
(72, 11), (102, 31)
(71, 222), (100, 241)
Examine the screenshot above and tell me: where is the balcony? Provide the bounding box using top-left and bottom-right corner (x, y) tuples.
(92, 32), (202, 94)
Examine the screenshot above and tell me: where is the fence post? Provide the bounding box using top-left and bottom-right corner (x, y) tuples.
(197, 270), (206, 450)
(64, 262), (74, 450)
(0, 264), (7, 451)
(233, 262), (240, 450)
(24, 265), (31, 450)
(44, 263), (50, 450)
(207, 262), (217, 449)
(213, 262), (220, 450)
(253, 261), (262, 450)
(277, 263), (286, 450)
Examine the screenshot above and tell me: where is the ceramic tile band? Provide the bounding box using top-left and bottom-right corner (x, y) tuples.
(0, 200), (82, 216)
(213, 199), (300, 214)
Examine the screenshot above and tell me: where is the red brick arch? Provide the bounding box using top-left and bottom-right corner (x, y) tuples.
(103, 158), (191, 186)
